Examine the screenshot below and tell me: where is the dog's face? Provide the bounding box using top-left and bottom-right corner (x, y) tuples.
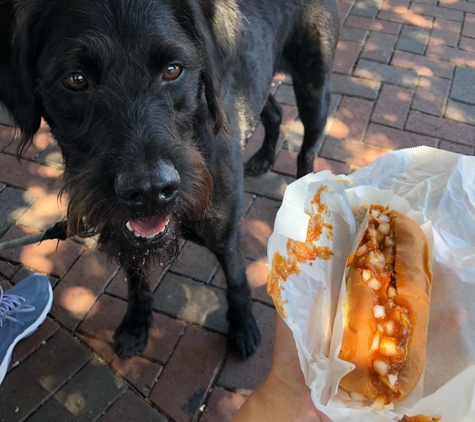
(1, 0), (242, 266)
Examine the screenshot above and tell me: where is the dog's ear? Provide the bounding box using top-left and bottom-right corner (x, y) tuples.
(0, 1), (42, 155)
(176, 0), (243, 136)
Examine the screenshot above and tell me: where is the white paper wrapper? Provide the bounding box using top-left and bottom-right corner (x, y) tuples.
(267, 147), (475, 421)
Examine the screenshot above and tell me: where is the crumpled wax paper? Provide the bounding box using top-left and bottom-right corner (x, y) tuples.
(267, 146), (475, 421)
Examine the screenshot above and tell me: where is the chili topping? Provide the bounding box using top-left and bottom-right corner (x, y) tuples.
(350, 205), (412, 405)
(399, 415), (441, 422)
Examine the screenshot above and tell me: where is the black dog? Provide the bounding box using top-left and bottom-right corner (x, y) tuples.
(0, 0), (339, 360)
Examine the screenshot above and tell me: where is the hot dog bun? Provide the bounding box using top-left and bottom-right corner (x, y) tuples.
(338, 208), (432, 406)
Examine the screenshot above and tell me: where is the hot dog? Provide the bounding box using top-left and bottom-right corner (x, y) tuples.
(338, 205), (432, 408)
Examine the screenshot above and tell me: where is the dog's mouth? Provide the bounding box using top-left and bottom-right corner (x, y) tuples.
(126, 215), (170, 239)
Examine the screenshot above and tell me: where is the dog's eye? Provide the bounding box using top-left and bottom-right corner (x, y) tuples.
(63, 73), (88, 90)
(162, 64), (182, 81)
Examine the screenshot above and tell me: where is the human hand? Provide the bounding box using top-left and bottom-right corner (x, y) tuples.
(232, 313), (332, 422)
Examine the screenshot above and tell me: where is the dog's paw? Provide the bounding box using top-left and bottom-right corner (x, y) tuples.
(244, 150), (274, 177)
(227, 314), (261, 360)
(113, 317), (149, 359)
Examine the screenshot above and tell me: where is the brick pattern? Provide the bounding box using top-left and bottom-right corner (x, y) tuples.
(0, 1), (474, 421)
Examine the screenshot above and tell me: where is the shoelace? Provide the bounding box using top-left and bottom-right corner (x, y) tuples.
(0, 286), (35, 327)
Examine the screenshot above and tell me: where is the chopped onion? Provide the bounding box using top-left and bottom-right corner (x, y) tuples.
(368, 277), (381, 290)
(378, 223), (390, 235)
(355, 243), (368, 257)
(379, 337), (401, 356)
(373, 359), (389, 376)
(384, 252), (395, 264)
(362, 269), (372, 281)
(350, 392), (366, 402)
(388, 373), (398, 386)
(383, 403), (394, 411)
(378, 214), (390, 223)
(385, 236), (395, 247)
(371, 209), (381, 218)
(387, 286), (397, 298)
(373, 305), (386, 319)
(383, 321), (395, 335)
(371, 395), (386, 410)
(368, 250), (385, 269)
(377, 323), (383, 332)
(370, 330), (381, 352)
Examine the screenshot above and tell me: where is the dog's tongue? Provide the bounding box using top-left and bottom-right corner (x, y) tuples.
(128, 216), (168, 237)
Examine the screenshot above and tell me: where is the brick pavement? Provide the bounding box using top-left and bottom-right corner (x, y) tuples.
(1, 0), (475, 420)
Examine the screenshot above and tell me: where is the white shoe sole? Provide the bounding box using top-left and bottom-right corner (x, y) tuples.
(0, 281), (53, 385)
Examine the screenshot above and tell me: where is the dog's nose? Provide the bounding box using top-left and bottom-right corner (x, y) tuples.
(115, 161), (180, 212)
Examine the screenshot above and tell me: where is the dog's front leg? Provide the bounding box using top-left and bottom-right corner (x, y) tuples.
(113, 267), (153, 359)
(210, 231), (261, 360)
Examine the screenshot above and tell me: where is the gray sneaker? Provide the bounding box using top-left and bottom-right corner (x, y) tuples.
(0, 274), (53, 385)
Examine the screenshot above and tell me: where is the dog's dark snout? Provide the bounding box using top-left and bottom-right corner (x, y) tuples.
(115, 161), (180, 212)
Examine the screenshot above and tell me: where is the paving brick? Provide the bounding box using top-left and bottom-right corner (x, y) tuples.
(77, 334), (116, 364)
(149, 326), (226, 422)
(391, 50), (454, 78)
(273, 149), (350, 177)
(426, 43), (475, 68)
(405, 110), (475, 145)
(0, 106), (14, 127)
(350, 0), (384, 17)
(339, 27), (368, 42)
(8, 317), (60, 371)
(329, 74), (381, 100)
(0, 183), (4, 193)
(338, 0), (354, 20)
(412, 76), (451, 117)
(170, 240), (219, 283)
(450, 66), (475, 105)
(343, 16), (401, 35)
(4, 121), (53, 160)
(327, 96), (374, 141)
(111, 355), (163, 396)
(27, 359), (126, 422)
(0, 259), (18, 279)
(355, 58), (418, 87)
(409, 3), (464, 21)
(0, 125), (14, 152)
(281, 105), (299, 127)
(244, 171), (293, 202)
(396, 25), (431, 54)
(0, 330), (92, 422)
(438, 141), (475, 155)
(445, 99), (475, 125)
(0, 153), (60, 196)
(332, 40), (362, 74)
(154, 272), (228, 333)
(361, 32), (397, 63)
(11, 267), (58, 288)
(0, 225), (83, 277)
(33, 140), (64, 169)
(378, 8), (433, 28)
(201, 387), (246, 422)
(242, 196), (281, 263)
(430, 18), (462, 47)
(0, 278), (12, 290)
(320, 137), (389, 166)
(364, 123), (437, 149)
(211, 258), (273, 306)
(438, 0), (475, 13)
(51, 248), (119, 330)
(274, 83), (296, 106)
(99, 390), (168, 422)
(0, 187), (37, 237)
(371, 84), (413, 129)
(462, 13), (475, 38)
(218, 303), (275, 395)
(17, 179), (67, 232)
(460, 36), (475, 53)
